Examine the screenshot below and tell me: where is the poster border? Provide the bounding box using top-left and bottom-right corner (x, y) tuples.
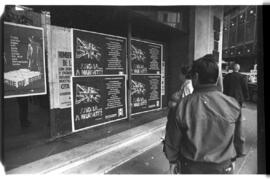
(130, 74), (162, 116)
(71, 28), (128, 76)
(71, 74), (128, 133)
(4, 22), (47, 99)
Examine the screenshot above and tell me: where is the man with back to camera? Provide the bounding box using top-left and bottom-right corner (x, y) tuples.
(163, 54), (246, 174)
(223, 63), (249, 107)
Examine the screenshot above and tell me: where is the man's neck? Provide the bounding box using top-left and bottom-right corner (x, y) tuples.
(194, 83), (218, 92)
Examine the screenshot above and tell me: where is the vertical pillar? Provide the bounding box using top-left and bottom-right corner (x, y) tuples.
(188, 7), (195, 66)
(256, 6), (265, 174)
(41, 11), (57, 138)
(192, 6), (224, 90)
(0, 8), (4, 164)
(127, 22), (132, 120)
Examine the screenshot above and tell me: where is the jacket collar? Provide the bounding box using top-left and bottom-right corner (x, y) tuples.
(194, 84), (219, 93)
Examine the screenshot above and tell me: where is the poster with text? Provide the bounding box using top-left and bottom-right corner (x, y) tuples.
(72, 29), (127, 76)
(4, 22), (46, 98)
(131, 39), (162, 74)
(71, 75), (127, 132)
(58, 51), (72, 108)
(131, 75), (161, 115)
(47, 25), (72, 109)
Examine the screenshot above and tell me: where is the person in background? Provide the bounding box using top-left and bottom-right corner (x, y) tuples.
(168, 65), (193, 109)
(164, 54), (246, 174)
(163, 65), (193, 174)
(223, 63), (249, 107)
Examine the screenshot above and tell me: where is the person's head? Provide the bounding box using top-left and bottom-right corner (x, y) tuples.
(190, 54), (219, 87)
(233, 63), (240, 72)
(179, 65), (192, 82)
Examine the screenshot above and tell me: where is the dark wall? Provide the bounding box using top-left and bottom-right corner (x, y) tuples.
(235, 56), (256, 72)
(167, 33), (190, 96)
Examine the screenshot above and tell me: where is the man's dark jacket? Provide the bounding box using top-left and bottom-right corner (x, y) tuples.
(164, 84), (246, 165)
(223, 72), (249, 104)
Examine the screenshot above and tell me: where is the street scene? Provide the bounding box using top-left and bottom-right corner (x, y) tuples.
(1, 5), (263, 175)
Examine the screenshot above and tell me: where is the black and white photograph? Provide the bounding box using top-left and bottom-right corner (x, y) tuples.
(0, 2), (266, 176)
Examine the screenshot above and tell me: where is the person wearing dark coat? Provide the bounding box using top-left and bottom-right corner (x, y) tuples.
(223, 64), (249, 107)
(163, 55), (246, 174)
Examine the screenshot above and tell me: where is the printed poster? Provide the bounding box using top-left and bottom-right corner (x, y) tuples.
(131, 39), (162, 74)
(131, 75), (161, 115)
(4, 22), (46, 98)
(72, 29), (127, 76)
(71, 75), (127, 132)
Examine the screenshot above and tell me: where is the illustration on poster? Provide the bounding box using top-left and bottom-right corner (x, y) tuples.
(4, 35), (42, 89)
(76, 37), (101, 61)
(131, 80), (146, 95)
(131, 45), (145, 62)
(75, 84), (101, 105)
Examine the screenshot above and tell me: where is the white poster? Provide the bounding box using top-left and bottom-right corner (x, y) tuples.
(58, 51), (72, 108)
(47, 25), (72, 109)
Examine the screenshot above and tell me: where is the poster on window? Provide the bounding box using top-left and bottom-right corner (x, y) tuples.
(71, 75), (127, 132)
(72, 29), (127, 76)
(131, 75), (162, 115)
(58, 51), (72, 108)
(47, 25), (72, 109)
(4, 22), (46, 98)
(131, 39), (162, 75)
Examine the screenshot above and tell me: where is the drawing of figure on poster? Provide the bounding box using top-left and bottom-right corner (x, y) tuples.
(27, 35), (43, 72)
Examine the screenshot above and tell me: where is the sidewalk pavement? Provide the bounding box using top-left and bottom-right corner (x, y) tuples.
(6, 102), (257, 174)
(7, 117), (166, 174)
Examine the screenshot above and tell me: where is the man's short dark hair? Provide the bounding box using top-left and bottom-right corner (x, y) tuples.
(191, 54), (219, 84)
(180, 65), (192, 79)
